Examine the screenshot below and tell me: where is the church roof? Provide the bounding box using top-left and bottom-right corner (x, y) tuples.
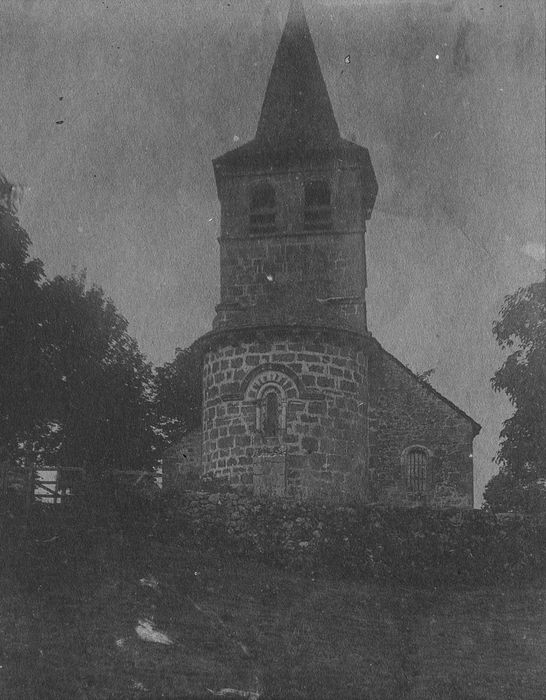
(214, 136), (375, 172)
(213, 0), (378, 216)
(375, 346), (482, 436)
(214, 0), (369, 172)
(255, 0), (340, 151)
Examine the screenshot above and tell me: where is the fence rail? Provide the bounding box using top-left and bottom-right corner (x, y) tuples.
(1, 463), (163, 535)
(32, 467), (163, 504)
(34, 467), (87, 504)
(1, 462), (163, 506)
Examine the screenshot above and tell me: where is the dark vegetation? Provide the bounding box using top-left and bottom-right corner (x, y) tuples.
(1, 174), (204, 486)
(484, 280), (546, 513)
(154, 343), (203, 442)
(1, 493), (546, 699)
(1, 176), (162, 480)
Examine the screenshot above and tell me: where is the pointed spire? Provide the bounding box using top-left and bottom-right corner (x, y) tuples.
(255, 0), (340, 152)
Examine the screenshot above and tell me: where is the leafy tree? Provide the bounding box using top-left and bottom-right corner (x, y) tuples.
(40, 273), (163, 478)
(483, 469), (546, 515)
(485, 280), (546, 512)
(2, 174), (162, 482)
(154, 343), (203, 444)
(0, 175), (48, 457)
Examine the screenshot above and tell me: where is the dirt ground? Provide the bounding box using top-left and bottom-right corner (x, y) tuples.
(0, 522), (545, 699)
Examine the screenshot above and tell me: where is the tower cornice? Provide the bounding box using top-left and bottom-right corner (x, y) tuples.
(194, 324), (377, 357)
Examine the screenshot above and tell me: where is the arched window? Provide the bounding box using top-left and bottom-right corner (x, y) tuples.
(250, 183), (276, 234)
(403, 447), (429, 496)
(304, 180), (332, 231)
(263, 390), (280, 437)
(254, 384), (286, 438)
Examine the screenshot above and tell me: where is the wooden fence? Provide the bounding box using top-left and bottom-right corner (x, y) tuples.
(1, 462), (163, 510)
(34, 467), (87, 504)
(32, 467), (163, 504)
(0, 462), (163, 538)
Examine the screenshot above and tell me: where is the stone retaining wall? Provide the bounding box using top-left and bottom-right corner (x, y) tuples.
(165, 491), (546, 585)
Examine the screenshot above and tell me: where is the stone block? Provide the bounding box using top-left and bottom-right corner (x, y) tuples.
(340, 380), (358, 394)
(272, 353), (296, 362)
(236, 435), (252, 447)
(302, 437), (319, 453)
(308, 401), (327, 415)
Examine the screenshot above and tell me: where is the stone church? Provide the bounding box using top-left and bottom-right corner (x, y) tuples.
(165, 0), (480, 508)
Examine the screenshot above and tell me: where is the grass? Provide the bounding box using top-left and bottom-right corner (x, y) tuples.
(0, 509), (545, 699)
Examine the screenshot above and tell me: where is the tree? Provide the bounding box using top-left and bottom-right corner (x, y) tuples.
(484, 279), (546, 512)
(2, 173), (162, 482)
(40, 273), (163, 478)
(154, 343), (203, 445)
(483, 468), (546, 515)
(0, 175), (48, 457)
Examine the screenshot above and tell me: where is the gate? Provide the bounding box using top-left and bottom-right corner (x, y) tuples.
(34, 467), (86, 504)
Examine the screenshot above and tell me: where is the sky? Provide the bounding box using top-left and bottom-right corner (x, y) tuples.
(0, 0), (544, 502)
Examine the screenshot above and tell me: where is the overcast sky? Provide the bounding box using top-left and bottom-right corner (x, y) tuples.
(1, 0), (544, 501)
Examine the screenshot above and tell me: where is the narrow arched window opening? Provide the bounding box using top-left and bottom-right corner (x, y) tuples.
(405, 447), (428, 495)
(263, 390), (280, 437)
(304, 180), (332, 231)
(250, 183), (276, 234)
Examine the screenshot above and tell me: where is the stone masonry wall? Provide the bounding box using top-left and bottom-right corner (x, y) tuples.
(368, 350), (476, 508)
(202, 336), (368, 500)
(214, 232), (366, 333)
(213, 164), (368, 334)
(162, 429), (203, 490)
(165, 492), (546, 584)
(217, 166), (367, 242)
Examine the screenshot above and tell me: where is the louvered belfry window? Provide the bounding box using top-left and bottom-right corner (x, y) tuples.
(304, 180), (332, 230)
(250, 183), (276, 234)
(406, 448), (428, 494)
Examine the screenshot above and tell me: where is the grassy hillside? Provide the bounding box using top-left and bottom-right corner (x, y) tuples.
(0, 509), (545, 699)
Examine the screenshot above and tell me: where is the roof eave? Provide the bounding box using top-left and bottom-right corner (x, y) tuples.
(373, 342), (482, 436)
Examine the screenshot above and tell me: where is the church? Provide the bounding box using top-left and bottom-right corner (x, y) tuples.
(165, 0), (480, 508)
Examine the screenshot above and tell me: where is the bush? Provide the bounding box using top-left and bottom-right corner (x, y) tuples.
(484, 469), (546, 514)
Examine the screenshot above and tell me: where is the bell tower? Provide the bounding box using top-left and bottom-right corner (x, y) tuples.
(212, 0), (377, 334)
(200, 0), (378, 498)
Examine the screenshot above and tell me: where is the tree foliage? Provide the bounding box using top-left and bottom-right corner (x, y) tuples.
(485, 279), (546, 512)
(483, 469), (546, 515)
(1, 174), (162, 478)
(154, 344), (203, 444)
(40, 274), (162, 476)
(492, 280), (546, 476)
(0, 176), (47, 453)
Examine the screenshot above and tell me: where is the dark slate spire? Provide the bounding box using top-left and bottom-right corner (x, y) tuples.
(255, 0), (340, 152)
(214, 0), (378, 219)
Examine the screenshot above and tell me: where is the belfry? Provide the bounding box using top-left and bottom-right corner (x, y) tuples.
(168, 0), (480, 506)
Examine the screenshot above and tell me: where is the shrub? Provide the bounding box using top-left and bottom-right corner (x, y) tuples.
(483, 469), (546, 514)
